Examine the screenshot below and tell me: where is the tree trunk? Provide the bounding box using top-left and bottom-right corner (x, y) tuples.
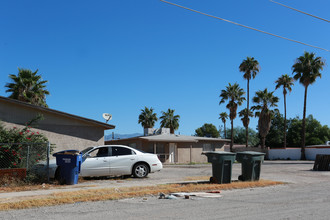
(246, 79), (249, 148)
(284, 93), (287, 149)
(301, 86), (308, 160)
(230, 119), (234, 152)
(261, 136), (266, 149)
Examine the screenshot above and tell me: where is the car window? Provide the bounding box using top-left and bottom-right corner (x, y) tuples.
(111, 146), (133, 156)
(89, 147), (110, 157)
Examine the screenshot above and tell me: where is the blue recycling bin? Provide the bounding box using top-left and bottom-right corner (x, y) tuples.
(53, 150), (82, 185)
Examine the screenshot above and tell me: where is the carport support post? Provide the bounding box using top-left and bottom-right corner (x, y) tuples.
(153, 143), (156, 154)
(190, 144), (192, 164)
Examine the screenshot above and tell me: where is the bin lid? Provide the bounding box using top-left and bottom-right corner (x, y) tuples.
(236, 151), (265, 156)
(202, 151), (236, 155)
(53, 150), (80, 156)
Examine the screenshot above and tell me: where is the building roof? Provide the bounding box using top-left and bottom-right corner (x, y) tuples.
(108, 133), (230, 143)
(0, 96), (115, 130)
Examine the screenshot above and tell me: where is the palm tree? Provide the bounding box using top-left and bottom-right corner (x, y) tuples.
(251, 89), (279, 149)
(239, 57), (260, 148)
(138, 107), (158, 129)
(238, 108), (253, 142)
(219, 83), (245, 152)
(160, 109), (180, 134)
(219, 112), (228, 138)
(292, 51), (325, 160)
(275, 74), (294, 149)
(5, 68), (50, 107)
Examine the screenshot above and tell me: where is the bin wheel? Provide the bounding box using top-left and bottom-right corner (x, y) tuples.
(210, 176), (218, 184)
(238, 175), (245, 181)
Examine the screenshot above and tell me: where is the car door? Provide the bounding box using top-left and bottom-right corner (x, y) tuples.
(109, 146), (137, 176)
(80, 147), (111, 177)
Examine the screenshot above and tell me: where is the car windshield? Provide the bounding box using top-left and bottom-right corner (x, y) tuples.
(80, 147), (94, 156)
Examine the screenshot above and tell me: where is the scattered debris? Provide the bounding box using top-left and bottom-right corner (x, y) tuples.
(158, 191), (223, 200)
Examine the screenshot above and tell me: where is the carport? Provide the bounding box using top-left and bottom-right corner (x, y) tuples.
(106, 134), (230, 164)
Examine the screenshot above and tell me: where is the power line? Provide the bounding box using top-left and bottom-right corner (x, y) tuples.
(270, 0), (330, 23)
(159, 0), (329, 52)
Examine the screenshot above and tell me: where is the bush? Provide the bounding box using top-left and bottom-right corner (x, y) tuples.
(0, 124), (50, 169)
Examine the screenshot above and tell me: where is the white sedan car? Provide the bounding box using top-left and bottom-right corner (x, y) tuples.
(35, 145), (163, 179)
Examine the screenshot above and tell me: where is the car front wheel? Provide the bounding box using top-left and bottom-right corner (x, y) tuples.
(133, 163), (149, 178)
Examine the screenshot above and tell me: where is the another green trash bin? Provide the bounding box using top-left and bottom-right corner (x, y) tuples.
(236, 151), (265, 181)
(202, 151), (236, 184)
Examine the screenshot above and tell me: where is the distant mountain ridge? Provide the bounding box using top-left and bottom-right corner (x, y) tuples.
(105, 133), (142, 141)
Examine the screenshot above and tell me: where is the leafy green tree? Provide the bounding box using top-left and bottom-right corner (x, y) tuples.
(195, 123), (220, 138)
(292, 51), (325, 159)
(138, 107), (158, 129)
(5, 68), (50, 107)
(219, 112), (228, 138)
(267, 114), (330, 148)
(160, 109), (180, 134)
(233, 127), (260, 146)
(287, 115), (330, 147)
(275, 74), (294, 148)
(239, 57), (260, 148)
(265, 111), (285, 148)
(252, 89), (279, 149)
(219, 83), (245, 151)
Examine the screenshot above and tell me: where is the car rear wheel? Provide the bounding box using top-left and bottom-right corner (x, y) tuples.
(133, 163), (149, 178)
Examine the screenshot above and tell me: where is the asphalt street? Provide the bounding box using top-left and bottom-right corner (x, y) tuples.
(1, 161), (330, 220)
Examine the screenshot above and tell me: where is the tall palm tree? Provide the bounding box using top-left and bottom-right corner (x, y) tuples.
(238, 108), (253, 141)
(219, 112), (228, 138)
(292, 51), (325, 160)
(251, 89), (279, 149)
(275, 74), (294, 149)
(160, 109), (180, 134)
(138, 107), (158, 129)
(219, 83), (245, 152)
(239, 57), (260, 148)
(5, 68), (50, 107)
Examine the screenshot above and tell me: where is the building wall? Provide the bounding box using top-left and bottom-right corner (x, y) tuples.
(1, 100), (106, 153)
(176, 142), (225, 163)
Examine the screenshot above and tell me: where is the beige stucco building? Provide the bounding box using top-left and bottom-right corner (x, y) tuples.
(106, 128), (230, 164)
(0, 96), (115, 152)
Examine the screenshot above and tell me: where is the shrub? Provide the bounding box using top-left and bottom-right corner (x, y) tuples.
(0, 123), (51, 169)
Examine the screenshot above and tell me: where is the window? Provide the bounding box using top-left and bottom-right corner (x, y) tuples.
(111, 147), (133, 156)
(88, 147), (110, 157)
(128, 143), (137, 149)
(203, 143), (214, 151)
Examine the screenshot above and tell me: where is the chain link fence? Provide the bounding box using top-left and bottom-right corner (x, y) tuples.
(0, 142), (51, 183)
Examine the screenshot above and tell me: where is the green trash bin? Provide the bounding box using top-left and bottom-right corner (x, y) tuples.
(202, 151), (236, 184)
(236, 151), (265, 181)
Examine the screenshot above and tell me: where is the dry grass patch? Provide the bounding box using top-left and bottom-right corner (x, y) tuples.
(0, 176), (127, 193)
(184, 176), (210, 181)
(0, 179), (284, 211)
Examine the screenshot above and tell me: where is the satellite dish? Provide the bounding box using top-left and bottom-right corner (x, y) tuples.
(102, 113), (112, 123)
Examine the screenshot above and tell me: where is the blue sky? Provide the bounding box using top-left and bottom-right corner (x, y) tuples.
(0, 0), (329, 136)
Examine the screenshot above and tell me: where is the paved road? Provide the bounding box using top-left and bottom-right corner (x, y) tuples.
(1, 161), (330, 219)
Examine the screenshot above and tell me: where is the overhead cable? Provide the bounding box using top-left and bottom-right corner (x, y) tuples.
(270, 0), (330, 23)
(159, 0), (329, 52)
